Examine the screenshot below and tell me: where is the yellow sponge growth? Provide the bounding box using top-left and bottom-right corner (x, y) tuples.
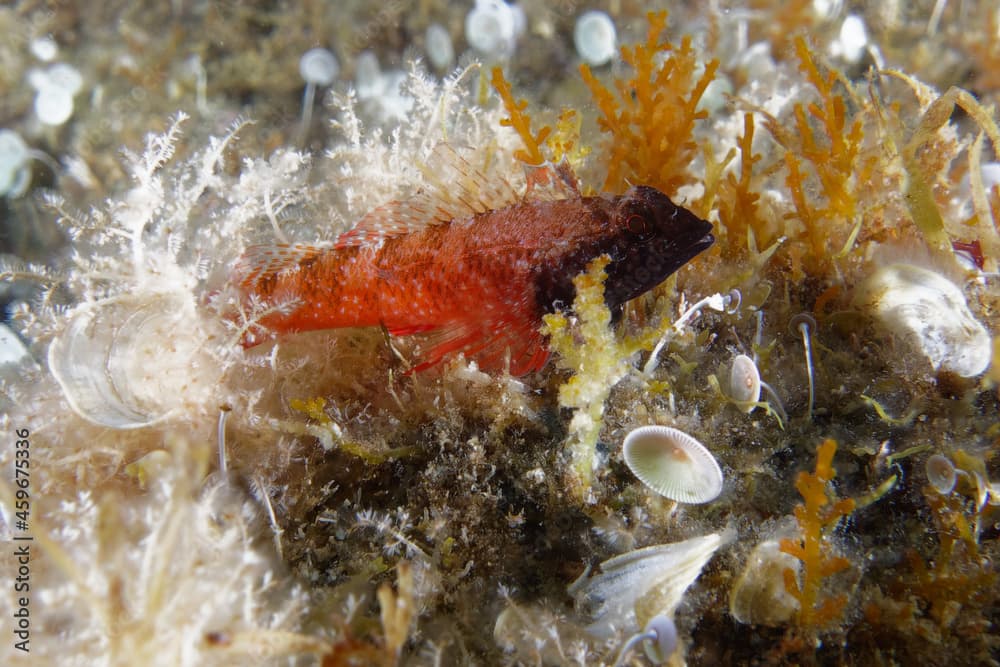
(541, 256), (633, 497)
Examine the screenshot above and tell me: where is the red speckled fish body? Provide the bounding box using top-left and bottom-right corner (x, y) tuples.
(236, 146), (713, 375)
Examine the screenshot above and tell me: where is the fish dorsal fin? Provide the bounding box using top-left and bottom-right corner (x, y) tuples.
(523, 159), (580, 202)
(235, 243), (327, 291)
(336, 143), (519, 248)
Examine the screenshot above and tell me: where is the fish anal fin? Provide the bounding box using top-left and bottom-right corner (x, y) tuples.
(235, 243), (327, 291)
(336, 143), (520, 248)
(524, 159), (580, 202)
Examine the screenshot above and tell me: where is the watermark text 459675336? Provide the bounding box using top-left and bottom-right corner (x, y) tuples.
(11, 427), (32, 653)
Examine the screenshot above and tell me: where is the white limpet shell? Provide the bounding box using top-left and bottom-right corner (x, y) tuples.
(465, 0), (521, 59)
(425, 23), (455, 71)
(354, 51), (382, 100)
(34, 87), (74, 126)
(622, 425), (724, 504)
(574, 10), (617, 67)
(48, 291), (212, 428)
(925, 454), (958, 495)
(728, 354), (761, 410)
(855, 263), (992, 378)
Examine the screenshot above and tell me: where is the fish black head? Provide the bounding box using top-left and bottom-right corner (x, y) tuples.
(601, 185), (714, 310)
(533, 185), (713, 316)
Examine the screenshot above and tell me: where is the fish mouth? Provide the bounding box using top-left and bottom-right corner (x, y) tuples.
(683, 231), (714, 259)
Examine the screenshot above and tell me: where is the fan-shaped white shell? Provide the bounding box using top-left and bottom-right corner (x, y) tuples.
(622, 426), (723, 504)
(48, 292), (203, 428)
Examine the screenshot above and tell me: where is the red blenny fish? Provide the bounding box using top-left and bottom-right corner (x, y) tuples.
(235, 145), (713, 375)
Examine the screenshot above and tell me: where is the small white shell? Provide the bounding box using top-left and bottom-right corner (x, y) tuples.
(622, 426), (723, 504)
(728, 354), (761, 410)
(48, 292), (208, 428)
(425, 23), (455, 71)
(465, 0), (521, 59)
(574, 10), (617, 67)
(46, 62), (84, 95)
(0, 130), (31, 197)
(354, 51), (382, 100)
(34, 87), (74, 126)
(925, 454), (957, 495)
(729, 538), (801, 626)
(833, 14), (868, 64)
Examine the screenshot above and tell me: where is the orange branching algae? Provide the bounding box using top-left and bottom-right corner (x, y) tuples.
(580, 11), (719, 196)
(490, 65), (551, 166)
(864, 483), (997, 649)
(779, 439), (856, 629)
(712, 113), (772, 260)
(904, 490), (995, 626)
(763, 38), (866, 268)
(491, 68), (588, 171)
(885, 451), (997, 628)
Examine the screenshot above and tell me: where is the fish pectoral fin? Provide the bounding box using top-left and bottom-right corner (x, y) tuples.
(523, 159), (580, 202)
(335, 143), (520, 248)
(404, 318), (549, 376)
(469, 324), (550, 376)
(403, 321), (481, 374)
(235, 243), (328, 291)
(386, 323), (438, 337)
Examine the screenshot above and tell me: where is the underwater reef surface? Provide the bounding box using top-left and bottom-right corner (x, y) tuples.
(1, 1), (999, 665)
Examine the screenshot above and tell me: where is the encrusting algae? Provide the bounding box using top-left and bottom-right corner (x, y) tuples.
(3, 5), (1000, 666)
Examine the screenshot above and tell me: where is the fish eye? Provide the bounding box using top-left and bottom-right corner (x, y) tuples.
(626, 213), (653, 240)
